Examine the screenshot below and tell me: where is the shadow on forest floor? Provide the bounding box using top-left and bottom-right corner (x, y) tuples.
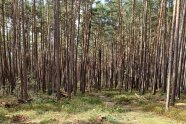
(0, 91), (186, 124)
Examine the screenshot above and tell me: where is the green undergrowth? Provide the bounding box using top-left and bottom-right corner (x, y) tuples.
(0, 91), (185, 123)
(61, 94), (103, 113)
(113, 94), (136, 104)
(102, 90), (186, 122)
(0, 93), (121, 123)
(140, 103), (186, 122)
(0, 107), (8, 123)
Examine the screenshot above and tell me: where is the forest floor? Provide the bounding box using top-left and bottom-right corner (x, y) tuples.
(0, 90), (186, 124)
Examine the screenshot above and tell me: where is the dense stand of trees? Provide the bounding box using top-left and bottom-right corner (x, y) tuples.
(0, 0), (185, 110)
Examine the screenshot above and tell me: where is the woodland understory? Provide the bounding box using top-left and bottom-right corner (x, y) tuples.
(0, 0), (186, 123)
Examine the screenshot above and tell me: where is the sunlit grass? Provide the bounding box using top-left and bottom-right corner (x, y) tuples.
(0, 107), (8, 123)
(0, 91), (185, 123)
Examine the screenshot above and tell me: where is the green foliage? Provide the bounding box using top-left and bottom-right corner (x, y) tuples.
(7, 98), (59, 113)
(61, 95), (103, 113)
(34, 97), (57, 104)
(39, 118), (58, 124)
(145, 93), (165, 102)
(105, 115), (121, 124)
(0, 92), (185, 123)
(113, 94), (135, 104)
(154, 106), (164, 114)
(108, 106), (130, 113)
(166, 108), (186, 122)
(88, 114), (121, 124)
(0, 108), (8, 122)
(102, 90), (120, 97)
(141, 100), (186, 122)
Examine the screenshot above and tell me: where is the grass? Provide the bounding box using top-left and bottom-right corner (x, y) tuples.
(0, 91), (185, 123)
(103, 90), (186, 122)
(0, 107), (8, 123)
(61, 94), (103, 113)
(0, 93), (120, 123)
(141, 103), (186, 122)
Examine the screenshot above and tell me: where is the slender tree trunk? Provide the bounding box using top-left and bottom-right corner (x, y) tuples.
(54, 0), (61, 101)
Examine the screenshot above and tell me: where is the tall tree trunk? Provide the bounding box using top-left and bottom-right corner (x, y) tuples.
(21, 0), (28, 100)
(166, 0), (177, 111)
(54, 0), (61, 101)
